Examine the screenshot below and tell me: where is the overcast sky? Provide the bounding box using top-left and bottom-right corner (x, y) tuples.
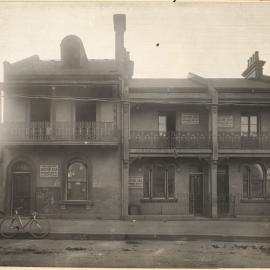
(0, 1), (270, 80)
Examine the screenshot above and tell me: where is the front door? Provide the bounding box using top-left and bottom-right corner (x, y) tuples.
(217, 169), (229, 216)
(12, 173), (31, 215)
(189, 174), (203, 215)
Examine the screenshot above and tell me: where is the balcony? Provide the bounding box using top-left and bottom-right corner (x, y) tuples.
(130, 131), (210, 149)
(218, 131), (270, 149)
(0, 121), (119, 145)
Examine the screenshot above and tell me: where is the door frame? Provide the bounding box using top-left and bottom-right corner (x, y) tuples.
(189, 172), (204, 216)
(6, 158), (35, 215)
(217, 166), (230, 216)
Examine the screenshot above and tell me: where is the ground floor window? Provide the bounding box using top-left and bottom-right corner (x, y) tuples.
(243, 163), (264, 199)
(67, 161), (87, 200)
(143, 164), (175, 199)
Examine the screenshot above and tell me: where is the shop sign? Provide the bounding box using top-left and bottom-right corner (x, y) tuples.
(218, 115), (233, 128)
(129, 176), (143, 189)
(181, 113), (199, 125)
(40, 165), (58, 178)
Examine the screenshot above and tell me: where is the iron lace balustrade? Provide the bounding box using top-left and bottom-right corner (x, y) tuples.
(130, 131), (210, 149)
(218, 131), (270, 149)
(0, 121), (119, 143)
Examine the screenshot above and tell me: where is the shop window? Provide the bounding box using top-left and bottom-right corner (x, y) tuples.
(67, 161), (87, 200)
(143, 164), (175, 199)
(243, 163), (264, 199)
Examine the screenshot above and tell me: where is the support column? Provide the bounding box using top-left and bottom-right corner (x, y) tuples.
(210, 105), (218, 218)
(210, 160), (218, 218)
(121, 100), (129, 219)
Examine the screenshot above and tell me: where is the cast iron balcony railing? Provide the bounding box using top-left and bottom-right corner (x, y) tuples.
(130, 131), (210, 149)
(0, 121), (119, 143)
(218, 131), (270, 149)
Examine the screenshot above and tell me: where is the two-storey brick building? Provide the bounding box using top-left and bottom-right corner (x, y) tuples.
(1, 14), (270, 220)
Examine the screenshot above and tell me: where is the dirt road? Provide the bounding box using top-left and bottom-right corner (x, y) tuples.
(0, 239), (270, 267)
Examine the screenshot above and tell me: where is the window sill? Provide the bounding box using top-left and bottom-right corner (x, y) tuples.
(140, 198), (178, 203)
(240, 199), (270, 203)
(60, 200), (93, 206)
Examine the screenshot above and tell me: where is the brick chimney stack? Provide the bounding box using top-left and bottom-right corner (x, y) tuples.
(242, 51), (266, 80)
(113, 14), (126, 61)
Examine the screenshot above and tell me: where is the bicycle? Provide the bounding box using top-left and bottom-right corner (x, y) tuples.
(0, 208), (50, 239)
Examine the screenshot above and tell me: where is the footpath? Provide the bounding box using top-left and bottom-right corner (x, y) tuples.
(47, 218), (270, 241)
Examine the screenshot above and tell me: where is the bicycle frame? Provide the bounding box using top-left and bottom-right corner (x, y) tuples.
(12, 211), (33, 232)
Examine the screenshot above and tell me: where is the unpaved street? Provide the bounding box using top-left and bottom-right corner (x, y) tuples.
(0, 239), (270, 268)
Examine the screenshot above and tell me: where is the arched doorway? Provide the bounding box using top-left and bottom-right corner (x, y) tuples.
(11, 161), (32, 215)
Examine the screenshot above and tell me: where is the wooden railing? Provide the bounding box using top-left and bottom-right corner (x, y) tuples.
(130, 131), (210, 149)
(0, 121), (119, 143)
(218, 131), (270, 149)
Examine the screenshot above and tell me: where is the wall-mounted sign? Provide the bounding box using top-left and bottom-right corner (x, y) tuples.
(40, 165), (58, 178)
(181, 113), (199, 125)
(129, 176), (143, 189)
(218, 115), (234, 128)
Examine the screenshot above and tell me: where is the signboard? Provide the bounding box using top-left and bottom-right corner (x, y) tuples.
(40, 165), (58, 178)
(129, 176), (143, 189)
(218, 115), (234, 128)
(181, 113), (199, 125)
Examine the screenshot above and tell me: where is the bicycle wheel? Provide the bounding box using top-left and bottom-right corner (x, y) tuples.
(29, 218), (50, 239)
(0, 217), (19, 238)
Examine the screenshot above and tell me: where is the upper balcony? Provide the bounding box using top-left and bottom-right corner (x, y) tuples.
(0, 121), (119, 146)
(129, 130), (270, 156)
(129, 131), (211, 156)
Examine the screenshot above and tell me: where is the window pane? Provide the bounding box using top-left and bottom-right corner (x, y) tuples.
(152, 165), (166, 198)
(250, 124), (257, 136)
(67, 162), (87, 200)
(250, 164), (264, 198)
(241, 116), (248, 125)
(168, 166), (175, 198)
(250, 116), (257, 125)
(241, 116), (249, 136)
(159, 115), (167, 135)
(267, 169), (270, 199)
(243, 167), (249, 198)
(143, 168), (150, 198)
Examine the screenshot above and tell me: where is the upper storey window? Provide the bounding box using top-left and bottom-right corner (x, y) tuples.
(30, 99), (50, 122)
(241, 114), (258, 137)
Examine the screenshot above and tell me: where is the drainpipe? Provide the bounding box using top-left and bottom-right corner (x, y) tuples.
(188, 73), (218, 218)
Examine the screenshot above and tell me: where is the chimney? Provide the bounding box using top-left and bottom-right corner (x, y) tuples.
(242, 51), (266, 79)
(113, 14), (126, 61)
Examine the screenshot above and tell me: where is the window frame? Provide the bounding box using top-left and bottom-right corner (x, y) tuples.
(240, 112), (259, 137)
(143, 164), (175, 200)
(242, 163), (266, 200)
(66, 160), (88, 201)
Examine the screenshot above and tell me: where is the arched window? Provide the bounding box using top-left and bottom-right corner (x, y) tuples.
(243, 163), (264, 199)
(143, 164), (175, 199)
(67, 161), (87, 200)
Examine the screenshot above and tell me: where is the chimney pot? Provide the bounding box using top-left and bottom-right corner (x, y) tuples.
(242, 51), (265, 80)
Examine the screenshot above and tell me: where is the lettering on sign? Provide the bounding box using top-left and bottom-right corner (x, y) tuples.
(40, 165), (58, 178)
(129, 176), (143, 189)
(218, 115), (234, 128)
(181, 113), (199, 125)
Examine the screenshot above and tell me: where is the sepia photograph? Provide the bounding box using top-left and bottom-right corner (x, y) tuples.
(0, 0), (270, 268)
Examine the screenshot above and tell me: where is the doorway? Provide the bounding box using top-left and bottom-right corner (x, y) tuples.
(158, 112), (176, 148)
(11, 162), (32, 215)
(189, 174), (204, 215)
(217, 167), (229, 216)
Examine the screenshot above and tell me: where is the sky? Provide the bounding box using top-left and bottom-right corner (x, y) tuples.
(0, 1), (270, 80)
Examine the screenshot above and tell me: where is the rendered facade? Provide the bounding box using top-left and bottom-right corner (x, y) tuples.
(1, 14), (270, 219)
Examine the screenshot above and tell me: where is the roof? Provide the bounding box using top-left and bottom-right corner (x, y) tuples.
(129, 78), (270, 90)
(4, 55), (121, 79)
